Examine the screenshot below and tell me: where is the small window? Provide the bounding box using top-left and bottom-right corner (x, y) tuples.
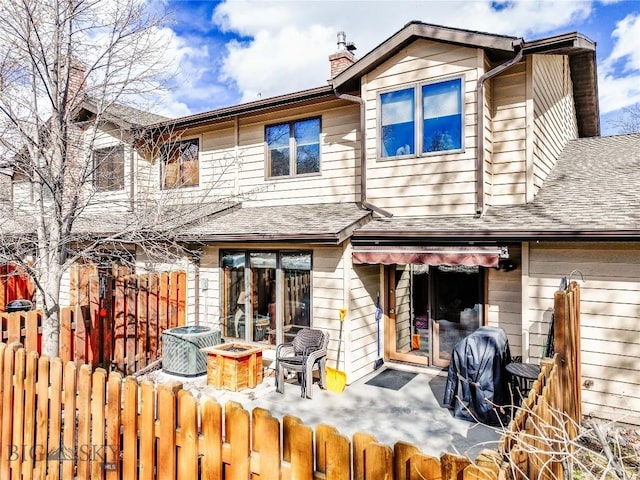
(266, 117), (320, 177)
(93, 145), (125, 191)
(161, 138), (199, 188)
(422, 78), (462, 153)
(380, 88), (415, 158)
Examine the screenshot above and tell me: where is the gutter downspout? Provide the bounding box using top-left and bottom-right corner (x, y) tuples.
(333, 88), (393, 218)
(476, 39), (524, 217)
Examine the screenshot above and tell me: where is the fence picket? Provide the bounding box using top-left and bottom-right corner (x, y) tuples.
(33, 355), (50, 480)
(123, 377), (139, 479)
(363, 443), (393, 480)
(10, 348), (26, 478)
(76, 364), (92, 480)
(114, 276), (126, 372)
(125, 276), (137, 375)
(90, 368), (107, 480)
(177, 390), (198, 478)
(393, 441), (421, 479)
(200, 398), (223, 480)
(88, 275), (101, 366)
(290, 422), (314, 480)
(407, 453), (442, 480)
(158, 382), (180, 480)
(48, 358), (63, 480)
(62, 361), (77, 480)
(139, 381), (156, 480)
(353, 432), (377, 480)
(106, 372), (122, 480)
(256, 411), (281, 479)
(325, 432), (351, 480)
(137, 275), (148, 370)
(21, 351), (37, 480)
(228, 406), (250, 480)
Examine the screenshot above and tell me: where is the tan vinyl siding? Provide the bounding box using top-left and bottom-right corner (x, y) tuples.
(194, 243), (351, 373)
(532, 55), (578, 194)
(142, 100), (360, 207)
(486, 246), (522, 356)
(84, 125), (133, 214)
(489, 62), (527, 206)
(526, 241), (640, 425)
(238, 103), (360, 206)
(349, 264), (381, 382)
(362, 40), (483, 217)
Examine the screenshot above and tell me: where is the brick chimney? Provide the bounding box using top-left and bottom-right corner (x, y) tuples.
(329, 31), (356, 78)
(64, 58), (87, 110)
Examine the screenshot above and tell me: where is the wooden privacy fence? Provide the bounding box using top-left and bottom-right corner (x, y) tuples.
(0, 271), (186, 374)
(500, 282), (582, 480)
(0, 341), (504, 480)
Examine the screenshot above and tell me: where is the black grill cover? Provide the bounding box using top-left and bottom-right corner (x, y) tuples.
(443, 326), (511, 424)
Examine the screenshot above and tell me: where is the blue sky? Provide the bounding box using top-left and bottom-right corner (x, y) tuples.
(155, 0), (640, 136)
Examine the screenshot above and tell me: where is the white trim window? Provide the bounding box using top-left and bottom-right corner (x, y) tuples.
(379, 76), (463, 159)
(266, 117), (321, 178)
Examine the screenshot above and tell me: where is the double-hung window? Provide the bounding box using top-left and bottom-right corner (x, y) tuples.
(93, 145), (125, 191)
(266, 117), (320, 178)
(161, 138), (199, 188)
(380, 77), (463, 158)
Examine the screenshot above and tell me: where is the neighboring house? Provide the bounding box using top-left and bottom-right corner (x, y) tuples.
(3, 21), (640, 426)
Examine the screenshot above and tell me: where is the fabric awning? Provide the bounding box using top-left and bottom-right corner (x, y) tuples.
(352, 246), (506, 267)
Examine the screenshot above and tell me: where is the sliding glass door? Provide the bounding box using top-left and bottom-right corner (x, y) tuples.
(221, 250), (312, 345)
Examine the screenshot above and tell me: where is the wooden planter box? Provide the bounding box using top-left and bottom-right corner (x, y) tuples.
(201, 343), (264, 391)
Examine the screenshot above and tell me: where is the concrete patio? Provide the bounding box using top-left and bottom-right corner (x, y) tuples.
(140, 356), (504, 460)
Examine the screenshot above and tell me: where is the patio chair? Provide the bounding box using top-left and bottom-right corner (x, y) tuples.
(275, 328), (329, 399)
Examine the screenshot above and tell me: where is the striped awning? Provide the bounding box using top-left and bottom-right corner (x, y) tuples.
(352, 246), (507, 267)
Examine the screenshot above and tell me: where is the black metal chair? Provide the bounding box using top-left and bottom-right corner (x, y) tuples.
(275, 328), (329, 399)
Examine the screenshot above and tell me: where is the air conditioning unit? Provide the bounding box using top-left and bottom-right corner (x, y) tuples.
(162, 325), (221, 376)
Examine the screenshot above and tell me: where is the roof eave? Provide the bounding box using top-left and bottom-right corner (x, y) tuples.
(352, 229), (640, 242)
(145, 85), (336, 132)
(179, 233), (345, 245)
(332, 21), (517, 91)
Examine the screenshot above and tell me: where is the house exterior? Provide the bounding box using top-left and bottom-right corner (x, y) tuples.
(3, 21), (640, 426)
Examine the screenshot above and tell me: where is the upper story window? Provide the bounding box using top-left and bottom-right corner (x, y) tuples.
(161, 138), (199, 188)
(380, 77), (463, 159)
(266, 117), (320, 178)
(93, 145), (124, 191)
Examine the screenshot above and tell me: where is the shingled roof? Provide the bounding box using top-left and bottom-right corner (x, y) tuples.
(354, 134), (640, 242)
(179, 203), (372, 245)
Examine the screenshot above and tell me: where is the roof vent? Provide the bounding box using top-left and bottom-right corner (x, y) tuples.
(162, 325), (221, 376)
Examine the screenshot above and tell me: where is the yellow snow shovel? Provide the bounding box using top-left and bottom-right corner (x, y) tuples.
(326, 308), (347, 393)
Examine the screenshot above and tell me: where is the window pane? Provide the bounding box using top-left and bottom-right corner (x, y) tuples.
(267, 123), (290, 177)
(162, 139), (199, 187)
(221, 252), (245, 338)
(294, 118), (320, 174)
(250, 252), (277, 269)
(422, 79), (462, 153)
(282, 252), (312, 338)
(94, 145), (124, 191)
(381, 88), (415, 157)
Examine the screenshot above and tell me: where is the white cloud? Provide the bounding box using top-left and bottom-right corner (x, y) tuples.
(209, 0), (593, 102)
(598, 12), (640, 114)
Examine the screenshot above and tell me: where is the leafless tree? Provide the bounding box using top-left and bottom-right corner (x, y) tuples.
(0, 0), (209, 358)
(609, 103), (640, 134)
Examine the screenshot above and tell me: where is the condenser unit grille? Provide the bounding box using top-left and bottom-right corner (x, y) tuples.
(162, 326), (221, 376)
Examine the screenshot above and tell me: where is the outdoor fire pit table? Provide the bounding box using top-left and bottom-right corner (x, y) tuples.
(201, 343), (264, 391)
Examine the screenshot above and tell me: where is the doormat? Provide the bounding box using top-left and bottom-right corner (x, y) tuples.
(364, 369), (417, 391)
